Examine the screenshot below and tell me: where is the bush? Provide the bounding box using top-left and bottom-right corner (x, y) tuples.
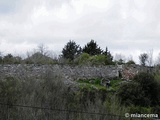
(89, 54), (106, 65)
(74, 52), (90, 64)
(117, 72), (160, 106)
(126, 60), (135, 65)
(0, 56), (3, 63)
(75, 53), (108, 65)
(117, 82), (149, 106)
(3, 54), (14, 64)
(0, 76), (21, 104)
(133, 72), (160, 106)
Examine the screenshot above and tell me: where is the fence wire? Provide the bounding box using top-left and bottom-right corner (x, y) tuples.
(0, 103), (126, 120)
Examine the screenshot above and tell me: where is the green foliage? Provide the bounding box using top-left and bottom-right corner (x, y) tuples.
(126, 60), (136, 65)
(103, 47), (114, 65)
(3, 54), (14, 64)
(75, 53), (114, 65)
(117, 72), (160, 106)
(117, 82), (148, 106)
(25, 52), (56, 64)
(0, 76), (21, 105)
(0, 70), (116, 120)
(129, 105), (151, 114)
(0, 56), (3, 63)
(115, 59), (125, 65)
(2, 54), (22, 64)
(77, 78), (122, 92)
(82, 40), (102, 56)
(110, 79), (123, 90)
(133, 72), (160, 106)
(62, 40), (81, 61)
(77, 78), (107, 91)
(74, 52), (90, 64)
(89, 54), (106, 65)
(0, 67), (158, 119)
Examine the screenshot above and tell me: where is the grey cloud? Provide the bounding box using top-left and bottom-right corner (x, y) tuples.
(0, 0), (160, 63)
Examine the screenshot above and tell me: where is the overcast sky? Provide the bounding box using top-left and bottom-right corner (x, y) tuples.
(0, 0), (160, 63)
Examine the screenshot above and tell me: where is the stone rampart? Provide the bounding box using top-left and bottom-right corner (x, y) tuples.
(0, 64), (154, 80)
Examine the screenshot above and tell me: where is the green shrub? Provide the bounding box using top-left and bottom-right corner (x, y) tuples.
(89, 54), (106, 65)
(0, 76), (21, 105)
(75, 52), (90, 64)
(126, 60), (136, 65)
(0, 56), (3, 63)
(133, 72), (160, 106)
(117, 72), (160, 107)
(117, 82), (148, 106)
(129, 105), (151, 114)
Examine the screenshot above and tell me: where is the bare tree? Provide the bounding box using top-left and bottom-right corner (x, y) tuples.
(156, 53), (160, 66)
(139, 53), (148, 66)
(37, 44), (49, 56)
(147, 49), (153, 66)
(114, 53), (126, 65)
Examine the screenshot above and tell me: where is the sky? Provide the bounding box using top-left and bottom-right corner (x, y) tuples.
(0, 0), (160, 64)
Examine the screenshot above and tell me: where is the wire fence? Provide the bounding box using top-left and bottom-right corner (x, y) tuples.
(0, 102), (126, 120)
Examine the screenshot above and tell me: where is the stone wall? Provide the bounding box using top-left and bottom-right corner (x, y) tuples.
(0, 64), (154, 81)
(119, 64), (154, 80)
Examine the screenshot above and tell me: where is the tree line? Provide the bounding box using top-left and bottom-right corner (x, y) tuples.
(0, 40), (159, 66)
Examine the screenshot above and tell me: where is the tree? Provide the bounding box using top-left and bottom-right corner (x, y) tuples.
(117, 82), (146, 106)
(103, 47), (113, 65)
(37, 44), (49, 56)
(82, 40), (102, 56)
(0, 52), (2, 63)
(0, 56), (2, 64)
(156, 53), (160, 66)
(62, 40), (81, 61)
(25, 44), (56, 64)
(126, 60), (135, 65)
(139, 53), (148, 66)
(3, 54), (14, 64)
(147, 49), (153, 66)
(114, 54), (126, 65)
(126, 55), (136, 65)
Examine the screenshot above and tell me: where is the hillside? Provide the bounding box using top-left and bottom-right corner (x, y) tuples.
(0, 64), (159, 120)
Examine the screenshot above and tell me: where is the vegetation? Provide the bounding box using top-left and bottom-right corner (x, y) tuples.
(82, 40), (102, 56)
(62, 40), (81, 61)
(24, 52), (56, 64)
(2, 54), (22, 64)
(102, 47), (114, 65)
(0, 69), (125, 120)
(117, 72), (160, 107)
(126, 60), (136, 65)
(139, 53), (148, 66)
(0, 40), (159, 66)
(77, 78), (123, 91)
(0, 41), (160, 119)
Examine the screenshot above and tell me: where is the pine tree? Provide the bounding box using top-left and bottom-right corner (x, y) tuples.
(62, 40), (81, 61)
(82, 40), (102, 55)
(103, 47), (113, 65)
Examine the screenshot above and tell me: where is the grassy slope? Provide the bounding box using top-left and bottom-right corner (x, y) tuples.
(76, 78), (123, 91)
